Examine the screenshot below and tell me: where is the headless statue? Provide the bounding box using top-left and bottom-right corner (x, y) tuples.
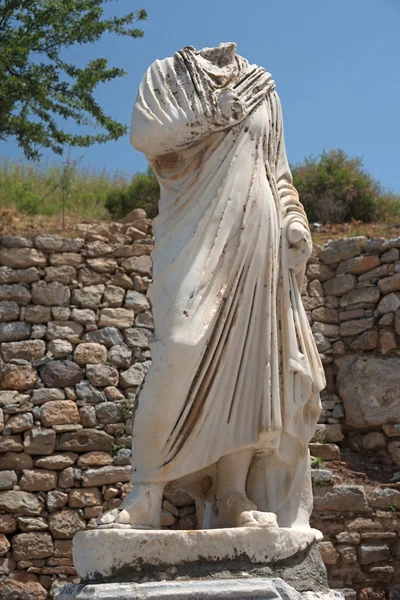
(98, 43), (325, 531)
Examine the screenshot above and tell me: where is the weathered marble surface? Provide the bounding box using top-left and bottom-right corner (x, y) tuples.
(57, 577), (337, 600)
(72, 528), (323, 582)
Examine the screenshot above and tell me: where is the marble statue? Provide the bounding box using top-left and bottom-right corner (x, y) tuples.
(98, 42), (326, 533)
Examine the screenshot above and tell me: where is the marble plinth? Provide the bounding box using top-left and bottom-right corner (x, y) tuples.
(73, 527), (322, 582)
(56, 576), (342, 600)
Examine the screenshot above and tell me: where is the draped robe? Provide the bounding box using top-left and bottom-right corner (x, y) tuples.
(129, 46), (325, 527)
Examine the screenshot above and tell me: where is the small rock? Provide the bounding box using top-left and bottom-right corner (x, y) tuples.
(0, 490), (44, 515)
(48, 339), (73, 359)
(85, 326), (124, 347)
(0, 247), (47, 269)
(6, 412), (33, 433)
(46, 321), (83, 343)
(25, 305), (52, 324)
(19, 469), (57, 492)
(319, 237), (367, 265)
(35, 453), (78, 470)
(48, 509), (86, 539)
(72, 285), (105, 309)
(32, 281), (70, 306)
(359, 543), (391, 565)
(24, 427), (56, 456)
(56, 429), (113, 453)
(362, 432), (386, 450)
(68, 488), (102, 508)
(1, 363), (37, 391)
(86, 364), (119, 387)
(99, 308), (134, 329)
(17, 517), (48, 532)
(77, 451), (113, 469)
(74, 343), (107, 365)
(40, 400), (80, 427)
(40, 360), (83, 388)
(0, 471), (18, 491)
(0, 321), (31, 342)
(82, 465), (131, 487)
(313, 485), (368, 512)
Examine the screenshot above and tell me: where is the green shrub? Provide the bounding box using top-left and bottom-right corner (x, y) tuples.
(292, 149), (384, 224)
(105, 166), (159, 220)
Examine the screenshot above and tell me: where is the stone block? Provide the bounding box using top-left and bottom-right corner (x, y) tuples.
(339, 285), (380, 308)
(309, 443), (340, 461)
(46, 321), (84, 342)
(0, 470), (17, 491)
(0, 247), (47, 269)
(0, 490), (44, 515)
(69, 488), (102, 508)
(319, 237), (367, 265)
(86, 257), (118, 273)
(336, 254), (381, 276)
(0, 514), (17, 534)
(32, 388), (65, 405)
(48, 509), (86, 539)
(74, 343), (107, 365)
(1, 339), (45, 361)
(0, 301), (19, 322)
(19, 469), (57, 492)
(45, 265), (77, 284)
(323, 275), (357, 297)
(0, 434), (23, 452)
(98, 308), (134, 329)
(40, 400), (80, 427)
(0, 284), (32, 304)
(24, 427), (56, 455)
(82, 465), (131, 487)
(362, 432), (386, 450)
(6, 412), (33, 433)
(336, 356), (400, 428)
(35, 453), (78, 470)
(86, 364), (119, 387)
(40, 360), (83, 388)
(313, 424), (344, 443)
(72, 285), (105, 309)
(0, 321), (31, 342)
(339, 318), (374, 337)
(358, 543), (391, 565)
(1, 452), (33, 469)
(120, 361), (150, 388)
(313, 485), (368, 512)
(379, 273), (400, 294)
(32, 281), (70, 306)
(76, 451), (113, 468)
(120, 255), (152, 276)
(25, 305), (52, 324)
(34, 234), (84, 253)
(56, 429), (113, 453)
(1, 363), (37, 391)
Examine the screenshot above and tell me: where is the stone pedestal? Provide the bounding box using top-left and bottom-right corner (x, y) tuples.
(54, 527), (339, 600)
(56, 577), (343, 600)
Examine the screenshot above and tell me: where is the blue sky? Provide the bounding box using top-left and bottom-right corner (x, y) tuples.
(2, 0), (400, 192)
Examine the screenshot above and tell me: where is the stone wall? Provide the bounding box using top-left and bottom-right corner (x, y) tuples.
(1, 228), (400, 598)
(304, 235), (400, 469)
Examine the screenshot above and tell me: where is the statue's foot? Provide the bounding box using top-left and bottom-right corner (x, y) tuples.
(214, 492), (278, 528)
(96, 483), (164, 529)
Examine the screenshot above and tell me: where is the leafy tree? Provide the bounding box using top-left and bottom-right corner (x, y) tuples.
(0, 1), (146, 159)
(292, 149), (381, 224)
(105, 165), (159, 219)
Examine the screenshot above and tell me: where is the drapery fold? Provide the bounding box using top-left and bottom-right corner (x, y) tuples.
(128, 46), (325, 523)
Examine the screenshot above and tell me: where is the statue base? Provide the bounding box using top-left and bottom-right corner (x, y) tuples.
(70, 527), (322, 582)
(55, 577), (344, 600)
(54, 527), (341, 599)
